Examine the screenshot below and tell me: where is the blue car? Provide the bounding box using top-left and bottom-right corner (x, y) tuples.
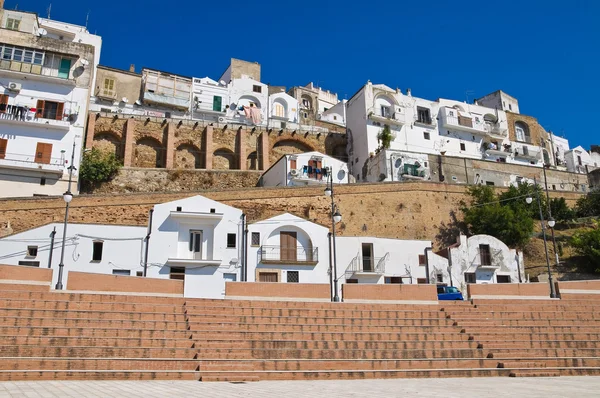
(437, 286), (464, 301)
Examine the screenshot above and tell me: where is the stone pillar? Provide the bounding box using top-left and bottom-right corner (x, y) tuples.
(84, 113), (95, 149)
(165, 122), (175, 169)
(123, 118), (136, 167)
(238, 127), (247, 171)
(259, 132), (270, 171)
(204, 125), (213, 170)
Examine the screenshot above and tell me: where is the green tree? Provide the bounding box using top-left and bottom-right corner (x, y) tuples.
(575, 192), (600, 218)
(550, 197), (576, 221)
(570, 221), (600, 272)
(376, 125), (393, 153)
(461, 185), (534, 249)
(499, 183), (546, 220)
(79, 148), (121, 189)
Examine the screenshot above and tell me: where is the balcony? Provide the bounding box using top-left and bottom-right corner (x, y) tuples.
(483, 143), (510, 158)
(0, 110), (71, 131)
(166, 258), (222, 267)
(0, 154), (64, 175)
(368, 109), (407, 126)
(441, 107), (486, 135)
(484, 123), (508, 139)
(514, 146), (541, 161)
(258, 245), (318, 266)
(96, 88), (117, 101)
(169, 211), (223, 224)
(289, 166), (327, 186)
(345, 252), (388, 276)
(0, 60), (76, 86)
(475, 248), (502, 270)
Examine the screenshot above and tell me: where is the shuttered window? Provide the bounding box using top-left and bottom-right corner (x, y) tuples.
(259, 272), (278, 282)
(0, 138), (7, 160)
(479, 244), (492, 266)
(212, 96), (222, 112)
(0, 94), (8, 113)
(35, 142), (52, 164)
(290, 158), (296, 171)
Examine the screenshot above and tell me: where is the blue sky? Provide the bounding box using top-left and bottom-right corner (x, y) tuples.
(7, 0), (599, 149)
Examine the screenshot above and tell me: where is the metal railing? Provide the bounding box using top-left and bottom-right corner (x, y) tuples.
(345, 252), (388, 274)
(259, 245), (318, 263)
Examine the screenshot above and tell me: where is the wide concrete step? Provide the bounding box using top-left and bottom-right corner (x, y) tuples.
(480, 340), (600, 349)
(0, 346), (197, 359)
(197, 347), (487, 360)
(462, 326), (600, 334)
(192, 331), (471, 342)
(188, 308), (445, 318)
(202, 339), (480, 350)
(0, 326), (190, 338)
(188, 315), (452, 326)
(469, 332), (600, 341)
(1, 336), (194, 348)
(0, 358), (199, 371)
(0, 300), (183, 313)
(487, 348), (600, 358)
(0, 317), (188, 330)
(509, 370), (562, 377)
(0, 291), (185, 305)
(457, 320), (600, 327)
(186, 301), (446, 311)
(0, 308), (185, 322)
(190, 323), (460, 333)
(450, 313), (600, 321)
(0, 370), (198, 381)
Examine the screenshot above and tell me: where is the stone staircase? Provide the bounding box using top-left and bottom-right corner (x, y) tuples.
(1, 288), (600, 382)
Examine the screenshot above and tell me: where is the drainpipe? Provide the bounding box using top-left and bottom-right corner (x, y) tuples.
(447, 247), (453, 287)
(244, 215), (249, 282)
(516, 250), (522, 283)
(389, 156), (394, 182)
(143, 208), (154, 277)
(424, 247), (433, 284)
(328, 232), (333, 301)
(241, 213), (246, 281)
(47, 227), (56, 269)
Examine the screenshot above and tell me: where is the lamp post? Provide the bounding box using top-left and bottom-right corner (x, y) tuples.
(324, 168), (341, 302)
(526, 177), (557, 298)
(55, 142), (76, 290)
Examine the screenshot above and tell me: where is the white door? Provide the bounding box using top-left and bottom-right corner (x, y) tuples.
(190, 231), (202, 260)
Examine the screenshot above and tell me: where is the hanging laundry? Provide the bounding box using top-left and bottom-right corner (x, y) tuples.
(243, 106), (252, 120)
(322, 168), (328, 177)
(250, 106), (262, 125)
(303, 165), (308, 174)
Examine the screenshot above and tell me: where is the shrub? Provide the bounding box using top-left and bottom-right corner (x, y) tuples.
(79, 149), (121, 189)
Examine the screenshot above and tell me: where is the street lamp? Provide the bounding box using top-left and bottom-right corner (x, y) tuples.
(324, 168), (341, 302)
(526, 177), (557, 298)
(55, 142), (76, 290)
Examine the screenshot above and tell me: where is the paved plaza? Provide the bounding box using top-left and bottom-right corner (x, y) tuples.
(0, 377), (599, 398)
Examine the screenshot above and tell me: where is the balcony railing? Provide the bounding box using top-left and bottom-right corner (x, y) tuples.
(0, 59), (75, 83)
(484, 123), (508, 138)
(472, 248), (503, 269)
(369, 109), (406, 125)
(259, 245), (318, 265)
(0, 153), (65, 174)
(345, 252), (388, 275)
(0, 108), (71, 130)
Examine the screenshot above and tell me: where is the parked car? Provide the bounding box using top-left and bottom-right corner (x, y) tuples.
(437, 286), (464, 301)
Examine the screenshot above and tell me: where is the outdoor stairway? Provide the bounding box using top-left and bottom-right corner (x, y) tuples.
(443, 299), (600, 377)
(0, 290), (198, 381)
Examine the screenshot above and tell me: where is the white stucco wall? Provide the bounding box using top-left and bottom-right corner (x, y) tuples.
(227, 77), (268, 125)
(268, 92), (299, 124)
(319, 100), (346, 126)
(0, 223), (145, 288)
(259, 151), (349, 187)
(565, 146), (594, 174)
(192, 77), (229, 118)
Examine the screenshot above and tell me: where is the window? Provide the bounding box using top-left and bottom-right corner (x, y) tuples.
(346, 279), (358, 284)
(227, 233), (236, 248)
(380, 105), (391, 118)
(223, 273), (237, 283)
(460, 143), (466, 151)
(522, 146), (529, 156)
(384, 276), (403, 284)
(417, 107), (431, 124)
(303, 112), (308, 118)
(170, 267), (185, 280)
(486, 181), (495, 186)
(136, 271), (143, 277)
(333, 116), (337, 120)
(102, 78), (115, 96)
(259, 272), (278, 282)
(287, 271), (299, 283)
(34, 142), (52, 164)
(0, 138), (7, 160)
(27, 246), (38, 257)
(514, 121), (530, 143)
(92, 241), (103, 262)
(497, 275), (511, 283)
(479, 244), (492, 266)
(40, 177), (46, 186)
(418, 254), (426, 266)
(417, 278), (427, 284)
(436, 273), (444, 283)
(112, 269), (130, 276)
(6, 18), (21, 31)
(251, 232), (260, 247)
(464, 272), (476, 283)
(212, 96), (222, 112)
(509, 104), (512, 111)
(274, 103), (285, 118)
(302, 99), (310, 108)
(36, 100), (64, 121)
(18, 260), (40, 267)
(189, 231), (202, 257)
(324, 107), (329, 112)
(578, 155), (582, 166)
(423, 132), (430, 140)
(253, 85), (262, 93)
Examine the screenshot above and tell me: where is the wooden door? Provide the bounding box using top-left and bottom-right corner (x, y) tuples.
(259, 272), (278, 282)
(0, 138), (7, 160)
(35, 143), (52, 164)
(280, 231), (297, 262)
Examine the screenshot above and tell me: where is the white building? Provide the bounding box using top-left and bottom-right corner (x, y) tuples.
(247, 213), (330, 285)
(226, 77), (267, 126)
(590, 146), (600, 168)
(318, 100), (346, 126)
(259, 151), (349, 187)
(550, 133), (570, 169)
(474, 90), (520, 114)
(565, 146), (595, 174)
(191, 76), (229, 121)
(0, 5), (100, 197)
(429, 234), (524, 295)
(268, 91), (299, 129)
(346, 82), (547, 183)
(0, 222), (145, 288)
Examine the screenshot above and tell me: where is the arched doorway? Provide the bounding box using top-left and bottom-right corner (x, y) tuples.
(134, 137), (164, 168)
(247, 151), (258, 170)
(175, 143), (203, 169)
(213, 148), (236, 170)
(93, 132), (123, 160)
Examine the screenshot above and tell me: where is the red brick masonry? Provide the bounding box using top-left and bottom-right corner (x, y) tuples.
(225, 282), (330, 299)
(342, 284), (438, 302)
(67, 272), (184, 295)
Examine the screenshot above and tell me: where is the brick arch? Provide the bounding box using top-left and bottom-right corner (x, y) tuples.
(213, 147), (237, 170)
(134, 136), (165, 168)
(247, 151), (258, 170)
(271, 138), (316, 165)
(93, 131), (123, 160)
(175, 141), (203, 169)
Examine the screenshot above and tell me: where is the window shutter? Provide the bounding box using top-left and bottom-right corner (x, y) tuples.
(55, 102), (64, 121)
(290, 159), (296, 170)
(0, 95), (8, 113)
(308, 160), (315, 178)
(0, 138), (7, 159)
(35, 143), (52, 164)
(36, 100), (45, 117)
(212, 96), (222, 112)
(189, 232), (193, 252)
(316, 160), (323, 180)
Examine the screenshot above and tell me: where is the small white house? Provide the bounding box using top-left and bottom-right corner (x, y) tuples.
(259, 151), (349, 187)
(146, 195), (243, 298)
(192, 77), (229, 121)
(0, 223), (145, 288)
(565, 146), (594, 174)
(247, 213), (330, 285)
(268, 91), (299, 128)
(319, 100), (346, 126)
(227, 77), (268, 126)
(429, 234), (524, 294)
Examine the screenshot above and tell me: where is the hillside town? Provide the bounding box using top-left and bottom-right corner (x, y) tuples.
(1, 0), (600, 391)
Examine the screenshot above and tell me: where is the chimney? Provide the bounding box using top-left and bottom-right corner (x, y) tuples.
(129, 64), (135, 73)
